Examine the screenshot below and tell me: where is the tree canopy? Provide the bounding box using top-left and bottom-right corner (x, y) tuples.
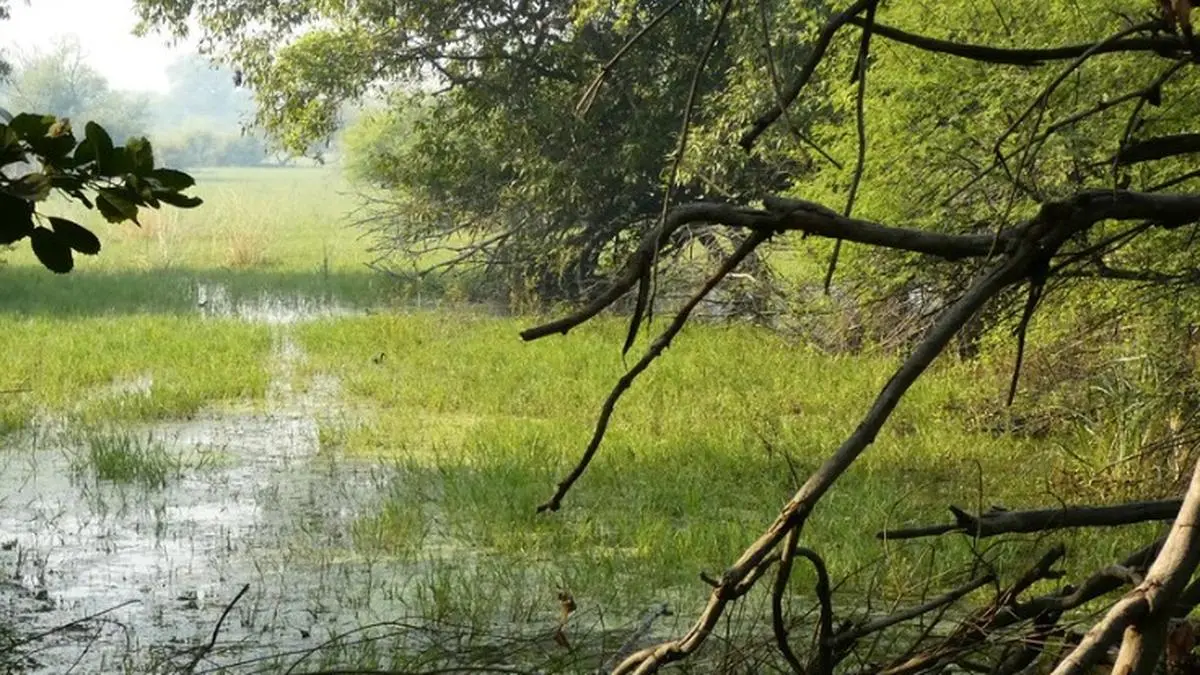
(133, 0), (816, 299)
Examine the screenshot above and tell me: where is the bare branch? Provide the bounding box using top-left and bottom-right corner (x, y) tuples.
(878, 499), (1184, 541)
(848, 17), (1182, 65)
(1051, 458), (1200, 675)
(1117, 132), (1200, 165)
(535, 229), (771, 512)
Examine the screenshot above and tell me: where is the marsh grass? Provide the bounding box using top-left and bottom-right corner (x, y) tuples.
(68, 428), (180, 488)
(298, 311), (1159, 627)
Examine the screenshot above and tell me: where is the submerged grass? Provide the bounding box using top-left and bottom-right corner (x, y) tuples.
(68, 428), (180, 488)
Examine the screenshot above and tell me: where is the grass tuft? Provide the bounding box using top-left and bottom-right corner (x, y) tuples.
(69, 428), (181, 488)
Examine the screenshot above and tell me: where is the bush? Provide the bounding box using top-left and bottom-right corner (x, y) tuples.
(155, 126), (268, 169)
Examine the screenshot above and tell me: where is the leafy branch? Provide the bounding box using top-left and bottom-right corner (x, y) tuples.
(0, 111), (201, 273)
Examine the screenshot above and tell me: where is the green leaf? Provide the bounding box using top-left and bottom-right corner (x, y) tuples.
(0, 126), (23, 166)
(125, 137), (154, 174)
(96, 188), (140, 223)
(29, 226), (74, 273)
(84, 121), (114, 169)
(0, 191), (34, 244)
(8, 113), (55, 140)
(48, 216), (101, 255)
(12, 172), (52, 201)
(154, 191), (203, 209)
(25, 130), (76, 164)
(148, 168), (196, 191)
(125, 174), (159, 208)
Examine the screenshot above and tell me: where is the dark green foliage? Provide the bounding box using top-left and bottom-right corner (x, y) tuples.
(0, 114), (202, 272)
(49, 217), (102, 255)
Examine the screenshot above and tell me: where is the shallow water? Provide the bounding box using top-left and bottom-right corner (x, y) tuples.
(0, 409), (428, 672)
(0, 295), (422, 673)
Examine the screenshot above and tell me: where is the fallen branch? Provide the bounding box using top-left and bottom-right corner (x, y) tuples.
(830, 574), (995, 649)
(1051, 457), (1200, 675)
(877, 499), (1183, 540)
(873, 547), (1066, 675)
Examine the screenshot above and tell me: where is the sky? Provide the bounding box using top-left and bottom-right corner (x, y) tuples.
(0, 0), (194, 92)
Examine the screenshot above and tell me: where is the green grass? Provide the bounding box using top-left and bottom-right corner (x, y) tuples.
(295, 311), (1159, 621)
(0, 314), (272, 430)
(68, 428), (180, 488)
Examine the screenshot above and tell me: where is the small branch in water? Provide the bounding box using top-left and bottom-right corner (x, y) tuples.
(3, 599), (140, 650)
(182, 583), (250, 674)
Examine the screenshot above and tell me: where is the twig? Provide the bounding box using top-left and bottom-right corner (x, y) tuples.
(183, 583), (250, 673)
(756, 0), (842, 168)
(993, 21), (1158, 187)
(831, 574), (994, 649)
(576, 0), (686, 117)
(4, 599), (139, 650)
(796, 547), (834, 675)
(603, 603), (673, 673)
(741, 0), (878, 150)
(823, 0), (876, 292)
(626, 0), (736, 357)
(536, 229), (770, 512)
(770, 528), (805, 674)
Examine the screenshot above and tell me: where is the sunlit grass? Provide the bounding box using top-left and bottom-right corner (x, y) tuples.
(299, 312), (1157, 620)
(0, 314), (272, 429)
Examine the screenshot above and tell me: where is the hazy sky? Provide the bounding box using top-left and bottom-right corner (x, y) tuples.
(0, 0), (194, 92)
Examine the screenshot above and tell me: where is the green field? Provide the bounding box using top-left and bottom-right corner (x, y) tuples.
(0, 167), (1167, 671)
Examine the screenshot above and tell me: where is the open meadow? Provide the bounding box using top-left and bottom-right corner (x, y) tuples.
(0, 167), (1165, 672)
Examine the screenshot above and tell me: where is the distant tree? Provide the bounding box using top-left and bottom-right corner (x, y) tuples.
(154, 54), (252, 130)
(0, 37), (151, 143)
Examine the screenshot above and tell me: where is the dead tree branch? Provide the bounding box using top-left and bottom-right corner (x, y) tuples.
(878, 499), (1183, 540)
(1051, 458), (1200, 675)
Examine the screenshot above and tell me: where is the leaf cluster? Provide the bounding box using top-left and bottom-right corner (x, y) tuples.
(0, 113), (202, 272)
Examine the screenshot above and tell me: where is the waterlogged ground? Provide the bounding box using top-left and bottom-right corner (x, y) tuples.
(0, 292), (417, 672)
